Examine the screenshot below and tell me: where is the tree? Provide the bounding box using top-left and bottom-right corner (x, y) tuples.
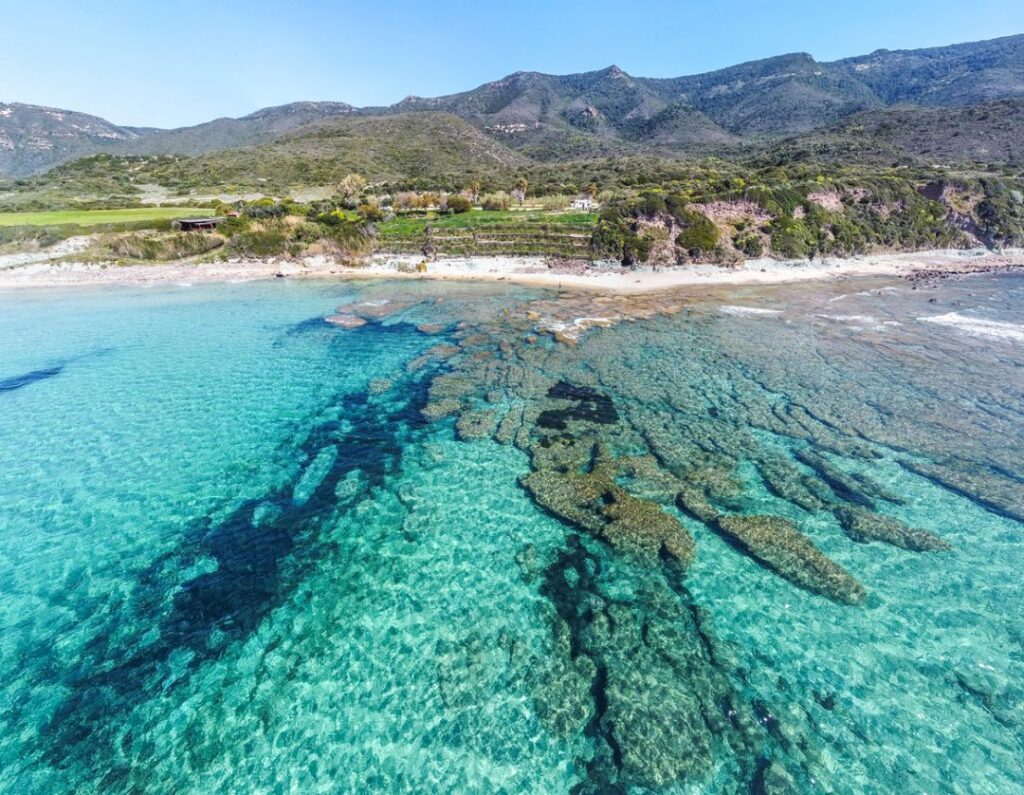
(512, 177), (528, 205)
(338, 173), (367, 201)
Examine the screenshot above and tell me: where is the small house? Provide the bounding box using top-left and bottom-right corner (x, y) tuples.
(173, 217), (225, 232)
(570, 197), (597, 212)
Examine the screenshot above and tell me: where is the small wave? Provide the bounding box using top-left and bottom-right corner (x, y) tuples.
(919, 312), (1024, 342)
(815, 313), (897, 331)
(719, 305), (781, 317)
(829, 314), (878, 323)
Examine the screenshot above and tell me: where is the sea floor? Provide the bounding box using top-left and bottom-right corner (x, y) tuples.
(0, 274), (1021, 793)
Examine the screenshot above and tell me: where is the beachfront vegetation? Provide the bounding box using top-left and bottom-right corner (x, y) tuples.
(2, 147), (1021, 266)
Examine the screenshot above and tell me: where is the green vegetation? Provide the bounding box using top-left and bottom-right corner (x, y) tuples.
(109, 232), (225, 261)
(378, 209), (597, 258)
(0, 207), (211, 227)
(674, 208), (720, 255)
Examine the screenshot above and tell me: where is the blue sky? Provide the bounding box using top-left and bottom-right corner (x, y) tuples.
(1, 0), (1021, 128)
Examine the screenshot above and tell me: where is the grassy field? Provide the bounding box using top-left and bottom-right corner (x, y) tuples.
(0, 207), (211, 228)
(379, 210), (597, 236)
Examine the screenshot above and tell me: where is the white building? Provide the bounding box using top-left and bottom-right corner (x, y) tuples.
(570, 197), (598, 211)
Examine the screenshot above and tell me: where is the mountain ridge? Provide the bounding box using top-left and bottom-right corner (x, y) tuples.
(2, 32), (1023, 177)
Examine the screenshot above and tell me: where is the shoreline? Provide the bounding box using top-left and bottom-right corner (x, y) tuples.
(1, 248), (1022, 294)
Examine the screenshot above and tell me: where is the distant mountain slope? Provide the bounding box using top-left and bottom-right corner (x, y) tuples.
(108, 101), (357, 157)
(0, 101), (357, 177)
(2, 33), (1023, 177)
(639, 53), (884, 135)
(765, 99), (1024, 165)
(382, 66), (731, 160)
(833, 34), (1024, 106)
(115, 113), (528, 190)
(0, 103), (140, 177)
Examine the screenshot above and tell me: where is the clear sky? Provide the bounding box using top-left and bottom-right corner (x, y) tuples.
(1, 0), (1022, 128)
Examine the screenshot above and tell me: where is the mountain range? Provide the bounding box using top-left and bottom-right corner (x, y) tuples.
(2, 33), (1023, 178)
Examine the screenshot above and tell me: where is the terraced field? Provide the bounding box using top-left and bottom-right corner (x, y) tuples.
(378, 210), (598, 258)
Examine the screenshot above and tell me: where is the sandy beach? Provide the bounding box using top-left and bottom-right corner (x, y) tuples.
(1, 247), (1022, 293)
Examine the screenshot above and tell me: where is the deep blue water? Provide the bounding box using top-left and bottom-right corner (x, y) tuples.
(0, 275), (1021, 793)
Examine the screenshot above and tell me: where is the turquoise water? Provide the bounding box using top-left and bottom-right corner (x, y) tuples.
(0, 275), (1021, 793)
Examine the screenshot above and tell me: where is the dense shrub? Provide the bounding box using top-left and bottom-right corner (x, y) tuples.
(229, 227), (289, 257)
(733, 232), (764, 258)
(357, 203), (385, 222)
(674, 209), (720, 255)
(769, 217), (819, 259)
(445, 195), (473, 214)
(482, 193), (511, 211)
(242, 199), (287, 219)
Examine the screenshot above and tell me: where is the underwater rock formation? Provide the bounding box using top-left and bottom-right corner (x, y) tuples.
(421, 397), (461, 421)
(716, 515), (867, 605)
(753, 454), (830, 513)
(522, 465), (695, 567)
(531, 534), (821, 793)
(835, 506), (951, 552)
(900, 458), (1024, 524)
(455, 408), (498, 440)
(675, 483), (722, 526)
(794, 448), (879, 509)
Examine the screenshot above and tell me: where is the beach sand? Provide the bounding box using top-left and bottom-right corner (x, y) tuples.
(1, 248), (1021, 293)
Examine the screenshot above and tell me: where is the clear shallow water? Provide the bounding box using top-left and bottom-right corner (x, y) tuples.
(0, 275), (1021, 793)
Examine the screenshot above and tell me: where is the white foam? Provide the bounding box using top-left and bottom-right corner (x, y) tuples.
(919, 312), (1024, 343)
(829, 314), (878, 323)
(719, 305), (782, 317)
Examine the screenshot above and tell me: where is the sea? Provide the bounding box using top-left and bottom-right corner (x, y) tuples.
(0, 272), (1021, 793)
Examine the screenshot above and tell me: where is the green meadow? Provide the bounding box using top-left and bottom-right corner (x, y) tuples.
(0, 207), (211, 228)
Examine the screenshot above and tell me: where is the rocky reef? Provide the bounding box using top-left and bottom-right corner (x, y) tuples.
(523, 464), (695, 567)
(399, 280), (996, 791)
(717, 515), (867, 605)
(835, 506), (951, 552)
(529, 534), (822, 792)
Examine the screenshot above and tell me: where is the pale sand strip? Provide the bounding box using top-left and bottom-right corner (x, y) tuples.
(0, 249), (1021, 294)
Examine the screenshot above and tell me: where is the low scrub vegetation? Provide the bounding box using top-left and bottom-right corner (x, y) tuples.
(110, 232), (225, 261)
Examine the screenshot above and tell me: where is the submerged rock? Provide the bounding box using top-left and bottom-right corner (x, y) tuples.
(603, 485), (696, 566)
(522, 466), (695, 567)
(795, 448), (877, 508)
(368, 377), (392, 395)
(532, 536), (823, 793)
(675, 483), (721, 526)
(754, 454), (829, 513)
(835, 506), (951, 552)
(324, 313), (366, 329)
(494, 405), (524, 445)
(716, 515), (867, 605)
(421, 397), (462, 421)
(456, 408), (499, 441)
